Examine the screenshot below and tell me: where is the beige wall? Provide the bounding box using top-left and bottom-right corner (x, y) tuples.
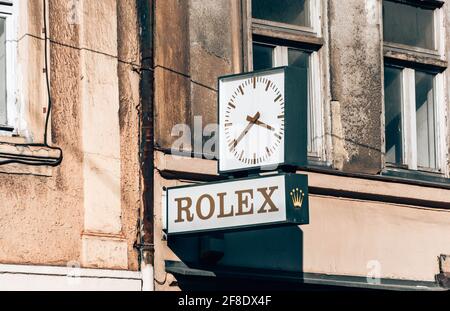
(151, 0), (450, 290)
(1, 0), (449, 291)
(153, 153), (450, 290)
(0, 0), (141, 271)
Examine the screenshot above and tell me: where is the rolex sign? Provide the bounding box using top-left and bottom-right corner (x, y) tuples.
(166, 174), (309, 235)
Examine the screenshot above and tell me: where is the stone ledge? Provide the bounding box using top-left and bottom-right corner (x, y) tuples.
(0, 264), (141, 291)
(81, 234), (128, 270)
(0, 263), (140, 279)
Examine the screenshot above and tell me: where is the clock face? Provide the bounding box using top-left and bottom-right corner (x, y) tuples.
(219, 69), (285, 172)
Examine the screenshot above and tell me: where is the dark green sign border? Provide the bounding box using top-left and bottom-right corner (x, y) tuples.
(165, 173), (309, 236)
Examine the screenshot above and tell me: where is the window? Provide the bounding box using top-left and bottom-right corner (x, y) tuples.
(383, 0), (445, 173)
(383, 1), (435, 50)
(252, 0), (310, 28)
(384, 65), (442, 171)
(384, 66), (403, 165)
(249, 0), (324, 160)
(0, 0), (15, 132)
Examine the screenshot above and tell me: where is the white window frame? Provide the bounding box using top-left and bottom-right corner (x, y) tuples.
(0, 0), (17, 134)
(252, 0), (322, 37)
(389, 67), (445, 172)
(383, 0), (444, 57)
(248, 0), (325, 160)
(382, 0), (447, 175)
(271, 46), (324, 159)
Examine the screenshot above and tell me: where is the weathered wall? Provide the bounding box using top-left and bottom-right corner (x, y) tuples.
(152, 0), (450, 290)
(153, 153), (450, 291)
(154, 0), (385, 174)
(0, 0), (84, 266)
(154, 0), (237, 151)
(328, 0), (383, 174)
(0, 0), (141, 271)
(117, 0), (142, 272)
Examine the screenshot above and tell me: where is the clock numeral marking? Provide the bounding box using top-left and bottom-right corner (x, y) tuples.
(229, 139), (237, 148)
(239, 85), (244, 95)
(265, 81), (271, 91)
(274, 95), (282, 102)
(278, 114), (284, 119)
(253, 153), (256, 165)
(253, 77), (256, 89)
(228, 102), (236, 109)
(275, 133), (282, 140)
(239, 150), (244, 161)
(225, 123), (233, 127)
(266, 147), (271, 157)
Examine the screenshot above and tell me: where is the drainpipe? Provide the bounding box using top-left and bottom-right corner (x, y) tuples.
(138, 0), (155, 291)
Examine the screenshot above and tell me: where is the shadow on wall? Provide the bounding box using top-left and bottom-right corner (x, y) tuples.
(168, 225), (304, 290)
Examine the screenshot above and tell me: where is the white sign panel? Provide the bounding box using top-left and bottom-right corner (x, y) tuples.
(167, 175), (286, 234)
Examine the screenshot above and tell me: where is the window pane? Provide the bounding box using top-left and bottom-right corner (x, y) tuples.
(253, 43), (274, 71)
(0, 17), (6, 125)
(252, 0), (310, 27)
(415, 71), (437, 169)
(384, 66), (403, 165)
(383, 1), (435, 50)
(288, 49), (313, 153)
(288, 48), (309, 70)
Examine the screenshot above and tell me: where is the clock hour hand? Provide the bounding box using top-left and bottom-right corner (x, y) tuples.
(246, 115), (275, 131)
(232, 112), (260, 148)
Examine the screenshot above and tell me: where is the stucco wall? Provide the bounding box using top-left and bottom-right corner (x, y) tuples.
(154, 153), (450, 291)
(154, 0), (238, 151)
(329, 0), (383, 173)
(153, 0), (387, 174)
(152, 0), (450, 290)
(0, 0), (141, 271)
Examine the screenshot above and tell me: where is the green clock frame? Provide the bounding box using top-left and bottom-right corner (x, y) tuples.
(218, 66), (308, 176)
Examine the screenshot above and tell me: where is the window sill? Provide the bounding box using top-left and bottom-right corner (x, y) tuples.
(381, 167), (449, 186)
(384, 43), (447, 72)
(252, 22), (323, 50)
(155, 149), (450, 190)
(252, 18), (316, 36)
(155, 150), (450, 209)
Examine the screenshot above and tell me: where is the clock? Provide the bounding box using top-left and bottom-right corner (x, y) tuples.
(218, 66), (308, 174)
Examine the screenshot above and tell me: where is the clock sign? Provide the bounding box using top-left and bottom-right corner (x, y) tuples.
(218, 66), (308, 174)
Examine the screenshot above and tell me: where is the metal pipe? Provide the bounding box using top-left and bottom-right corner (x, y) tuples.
(137, 0), (155, 291)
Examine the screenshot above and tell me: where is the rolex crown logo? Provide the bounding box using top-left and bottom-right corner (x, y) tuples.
(290, 188), (305, 208)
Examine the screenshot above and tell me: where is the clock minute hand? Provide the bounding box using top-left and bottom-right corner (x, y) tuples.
(246, 116), (275, 131)
(233, 112), (260, 148)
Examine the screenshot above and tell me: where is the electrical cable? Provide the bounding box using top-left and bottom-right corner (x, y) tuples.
(154, 272), (168, 286)
(0, 0), (63, 167)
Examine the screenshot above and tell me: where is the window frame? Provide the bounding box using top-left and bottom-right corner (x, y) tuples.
(245, 0), (326, 161)
(384, 64), (445, 173)
(251, 0), (322, 37)
(382, 0), (444, 57)
(0, 0), (16, 134)
(382, 0), (447, 176)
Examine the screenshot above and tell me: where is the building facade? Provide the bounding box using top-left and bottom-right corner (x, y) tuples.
(1, 0), (450, 291)
(0, 0), (143, 290)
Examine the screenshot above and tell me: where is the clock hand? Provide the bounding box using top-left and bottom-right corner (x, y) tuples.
(245, 116), (275, 131)
(232, 112), (260, 148)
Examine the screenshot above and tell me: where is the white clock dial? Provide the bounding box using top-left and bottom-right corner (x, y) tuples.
(219, 69), (285, 172)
